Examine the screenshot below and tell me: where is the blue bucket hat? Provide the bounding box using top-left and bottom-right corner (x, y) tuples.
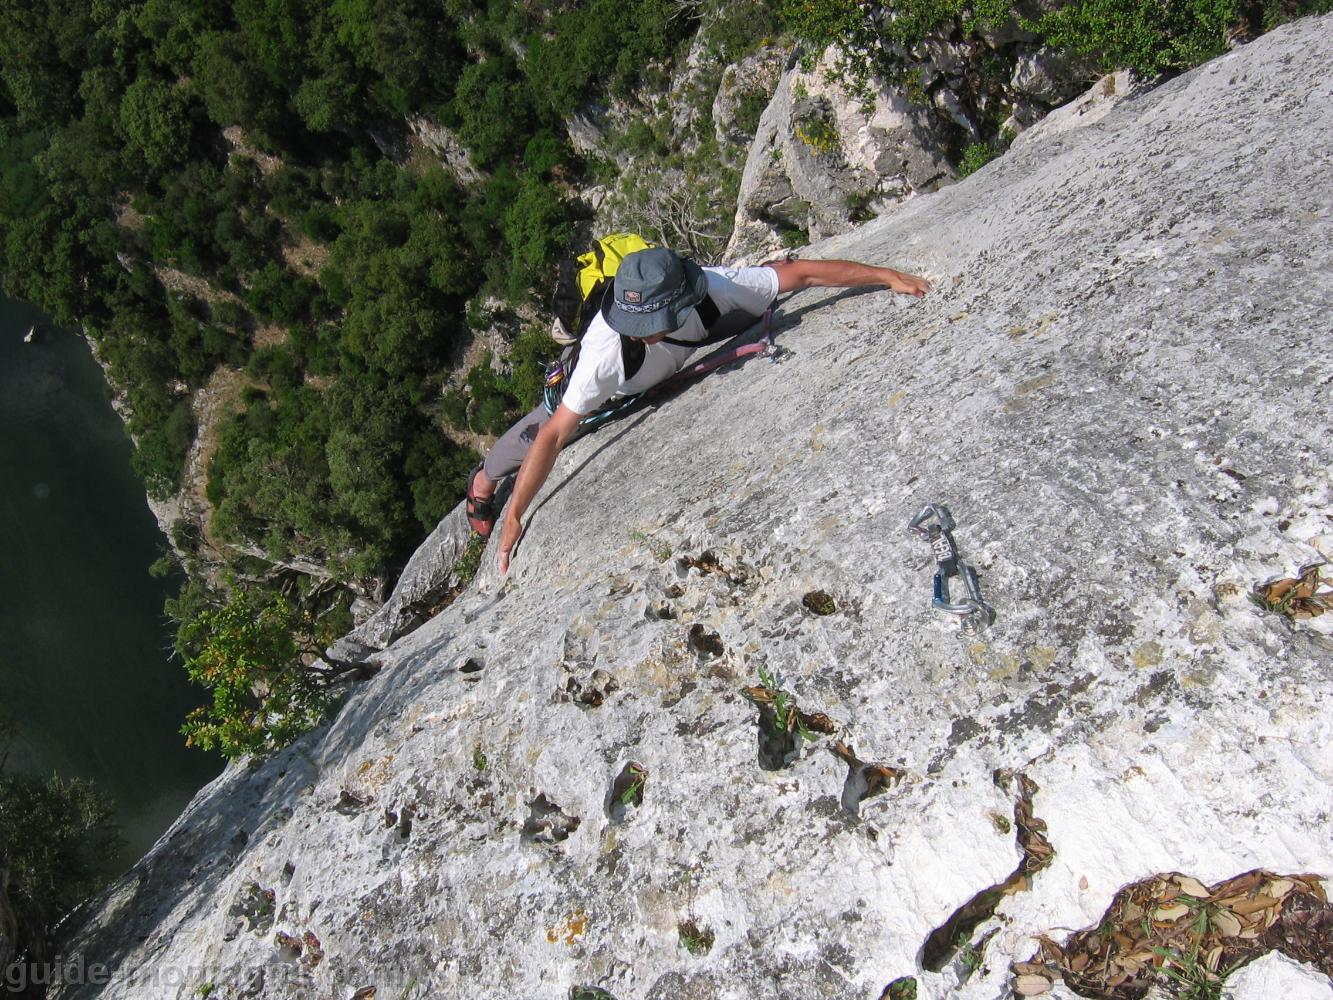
(601, 247), (709, 338)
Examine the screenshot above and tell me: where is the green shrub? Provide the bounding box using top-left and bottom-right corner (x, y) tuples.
(175, 585), (337, 758)
(1033, 0), (1236, 75)
(403, 432), (477, 529)
(734, 88), (772, 136)
(440, 388), (471, 429)
(0, 766), (119, 968)
(505, 325), (561, 411)
(794, 107), (841, 156)
(246, 262), (316, 325)
(959, 141), (999, 177)
(131, 398), (194, 499)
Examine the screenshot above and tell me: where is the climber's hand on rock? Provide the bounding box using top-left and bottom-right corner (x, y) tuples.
(887, 269), (931, 297)
(498, 515), (523, 575)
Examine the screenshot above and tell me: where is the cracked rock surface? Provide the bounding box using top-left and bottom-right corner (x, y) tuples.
(59, 16), (1333, 1000)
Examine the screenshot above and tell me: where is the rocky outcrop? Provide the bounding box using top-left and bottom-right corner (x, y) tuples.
(405, 115), (481, 184)
(727, 47), (955, 260)
(333, 503), (476, 654)
(711, 46), (789, 148)
(726, 6), (1102, 259)
(58, 16), (1333, 1000)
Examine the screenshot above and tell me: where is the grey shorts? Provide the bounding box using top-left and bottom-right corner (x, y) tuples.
(481, 404), (556, 483)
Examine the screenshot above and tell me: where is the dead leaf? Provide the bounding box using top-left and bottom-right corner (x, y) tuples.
(742, 685), (773, 705)
(1014, 974), (1053, 996)
(1211, 908), (1243, 937)
(830, 741), (858, 764)
(1155, 903), (1192, 921)
(1254, 564), (1331, 618)
(1206, 944), (1223, 971)
(799, 711), (837, 734)
(1012, 962), (1048, 976)
(1265, 878), (1295, 899)
(1173, 875), (1210, 897)
(864, 763), (909, 792)
(1293, 874), (1329, 903)
(1230, 894), (1279, 916)
(1070, 952), (1090, 972)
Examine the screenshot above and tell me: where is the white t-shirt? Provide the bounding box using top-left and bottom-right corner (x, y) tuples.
(560, 265), (781, 416)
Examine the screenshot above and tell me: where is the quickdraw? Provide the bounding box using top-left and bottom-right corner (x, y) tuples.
(908, 504), (995, 634)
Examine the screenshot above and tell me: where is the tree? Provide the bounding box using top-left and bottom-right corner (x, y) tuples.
(502, 176), (573, 298)
(119, 75), (191, 170)
(175, 584), (360, 758)
(191, 30), (276, 134)
(450, 55), (534, 167)
(0, 714), (119, 976)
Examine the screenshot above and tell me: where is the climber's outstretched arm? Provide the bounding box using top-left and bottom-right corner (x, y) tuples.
(498, 402), (583, 573)
(767, 258), (930, 297)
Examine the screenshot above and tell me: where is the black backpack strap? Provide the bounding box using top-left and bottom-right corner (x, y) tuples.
(659, 294), (727, 348)
(621, 336), (647, 380)
(696, 294), (721, 329)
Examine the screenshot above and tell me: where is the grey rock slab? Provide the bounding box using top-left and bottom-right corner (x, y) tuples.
(59, 15), (1333, 1000)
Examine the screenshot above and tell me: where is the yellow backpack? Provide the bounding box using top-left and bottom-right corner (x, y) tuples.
(558, 232), (656, 345)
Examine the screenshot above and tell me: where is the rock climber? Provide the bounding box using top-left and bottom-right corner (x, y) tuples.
(464, 247), (931, 573)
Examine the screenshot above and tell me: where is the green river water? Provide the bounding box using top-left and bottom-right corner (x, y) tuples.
(0, 295), (219, 873)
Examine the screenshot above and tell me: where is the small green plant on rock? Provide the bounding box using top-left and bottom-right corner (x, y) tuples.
(1152, 941), (1226, 1000)
(959, 142), (1000, 177)
(629, 529), (673, 561)
(472, 744), (487, 771)
(957, 932), (983, 974)
(618, 764), (647, 807)
(794, 107), (841, 156)
(454, 532), (487, 589)
(678, 918), (715, 955)
(734, 88), (771, 135)
(882, 976), (917, 1000)
(755, 665), (824, 742)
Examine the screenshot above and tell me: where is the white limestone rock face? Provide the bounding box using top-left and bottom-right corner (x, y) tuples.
(1010, 45), (1096, 105)
(1009, 69), (1139, 148)
(58, 15), (1333, 1000)
(1224, 953), (1333, 999)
